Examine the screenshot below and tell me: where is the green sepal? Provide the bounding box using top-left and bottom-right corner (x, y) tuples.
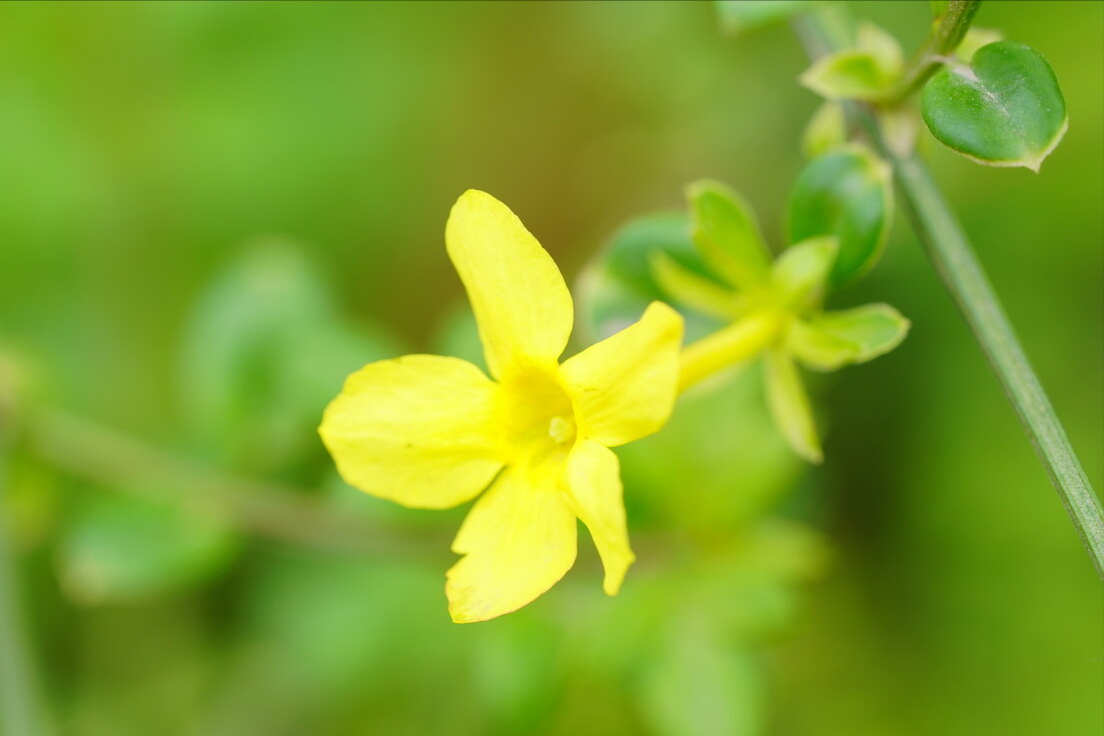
(921, 41), (1068, 172)
(769, 236), (837, 313)
(576, 212), (720, 343)
(788, 303), (910, 371)
(799, 22), (904, 102)
(687, 180), (771, 292)
(715, 0), (812, 35)
(650, 250), (743, 321)
(763, 347), (822, 464)
(802, 101), (847, 159)
(787, 144), (893, 287)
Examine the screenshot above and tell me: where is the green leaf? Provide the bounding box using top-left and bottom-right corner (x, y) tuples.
(930, 0), (949, 19)
(715, 0), (812, 35)
(763, 348), (821, 464)
(576, 212), (720, 343)
(802, 101), (847, 159)
(769, 236), (837, 313)
(787, 144), (893, 287)
(60, 494), (238, 604)
(921, 41), (1068, 172)
(687, 180), (771, 292)
(788, 303), (910, 371)
(799, 23), (903, 102)
(180, 239), (402, 472)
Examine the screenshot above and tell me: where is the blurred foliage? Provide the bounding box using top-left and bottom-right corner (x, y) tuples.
(0, 2), (1100, 736)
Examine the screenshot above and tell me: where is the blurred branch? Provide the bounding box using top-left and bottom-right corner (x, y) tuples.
(794, 7), (1104, 579)
(24, 409), (445, 560)
(0, 428), (54, 736)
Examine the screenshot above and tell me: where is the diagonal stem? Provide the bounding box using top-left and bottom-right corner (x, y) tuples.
(888, 151), (1104, 577)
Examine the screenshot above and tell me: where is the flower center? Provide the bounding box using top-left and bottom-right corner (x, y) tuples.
(497, 364), (577, 465)
(547, 415), (576, 445)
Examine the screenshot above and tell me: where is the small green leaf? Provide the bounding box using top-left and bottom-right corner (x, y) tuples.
(60, 494), (238, 604)
(763, 348), (821, 464)
(180, 239), (402, 472)
(921, 41), (1068, 172)
(788, 144), (893, 287)
(650, 251), (743, 321)
(769, 236), (837, 313)
(716, 0), (812, 35)
(799, 23), (903, 102)
(802, 101), (847, 159)
(788, 303), (910, 371)
(687, 180), (771, 292)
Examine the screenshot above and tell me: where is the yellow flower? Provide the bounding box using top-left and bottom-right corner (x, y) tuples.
(320, 190), (684, 623)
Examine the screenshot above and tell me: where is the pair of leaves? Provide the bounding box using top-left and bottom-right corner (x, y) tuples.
(798, 15), (1067, 172)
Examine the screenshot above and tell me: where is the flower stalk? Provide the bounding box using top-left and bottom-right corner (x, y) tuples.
(678, 311), (781, 392)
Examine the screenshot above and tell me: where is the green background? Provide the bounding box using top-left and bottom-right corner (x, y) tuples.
(0, 2), (1100, 735)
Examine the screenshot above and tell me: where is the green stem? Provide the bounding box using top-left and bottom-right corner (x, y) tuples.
(890, 152), (1104, 577)
(795, 8), (1104, 578)
(888, 0), (983, 103)
(25, 409), (442, 559)
(0, 435), (52, 736)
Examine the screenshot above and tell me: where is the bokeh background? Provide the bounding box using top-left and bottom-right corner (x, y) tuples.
(0, 2), (1100, 735)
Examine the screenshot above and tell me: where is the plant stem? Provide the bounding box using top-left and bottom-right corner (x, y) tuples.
(24, 409), (443, 559)
(21, 408), (674, 571)
(888, 0), (982, 102)
(890, 151), (1104, 577)
(795, 7), (1104, 578)
(0, 435), (52, 736)
(679, 311), (780, 391)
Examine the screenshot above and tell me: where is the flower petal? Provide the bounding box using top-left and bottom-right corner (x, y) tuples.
(447, 465), (577, 623)
(445, 190), (573, 378)
(565, 440), (633, 596)
(319, 355), (503, 509)
(560, 301), (684, 447)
